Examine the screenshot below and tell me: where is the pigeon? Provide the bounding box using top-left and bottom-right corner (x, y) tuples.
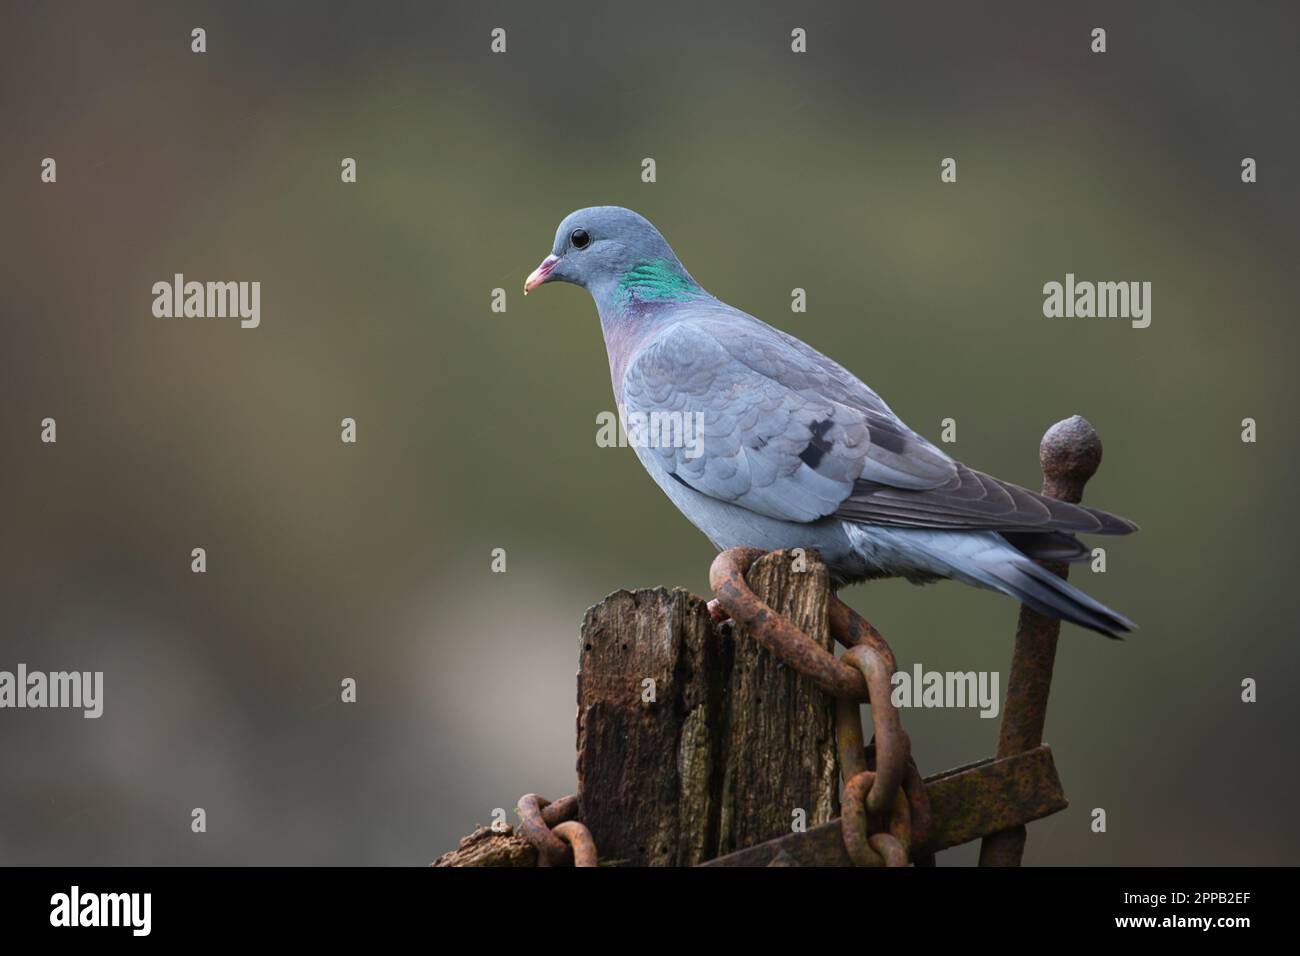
(524, 206), (1137, 637)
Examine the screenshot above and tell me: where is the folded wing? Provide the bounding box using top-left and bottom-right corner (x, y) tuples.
(621, 310), (1137, 538)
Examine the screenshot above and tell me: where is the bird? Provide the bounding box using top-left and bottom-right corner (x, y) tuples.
(524, 206), (1137, 637)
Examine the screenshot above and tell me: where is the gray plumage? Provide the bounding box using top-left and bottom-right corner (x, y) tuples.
(524, 206), (1137, 637)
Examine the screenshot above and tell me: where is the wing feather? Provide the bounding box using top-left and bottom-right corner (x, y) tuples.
(620, 307), (1136, 537)
(835, 465), (1138, 534)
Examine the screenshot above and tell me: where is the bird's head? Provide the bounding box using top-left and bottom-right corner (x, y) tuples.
(524, 206), (699, 304)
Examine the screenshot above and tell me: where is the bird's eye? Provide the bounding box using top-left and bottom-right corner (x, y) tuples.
(570, 228), (591, 250)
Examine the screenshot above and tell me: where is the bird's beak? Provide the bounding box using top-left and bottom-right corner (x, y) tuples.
(524, 254), (560, 294)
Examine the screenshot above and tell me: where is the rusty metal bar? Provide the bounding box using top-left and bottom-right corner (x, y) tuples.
(701, 744), (1067, 866)
(978, 416), (1102, 867)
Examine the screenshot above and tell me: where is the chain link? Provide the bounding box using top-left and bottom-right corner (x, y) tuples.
(516, 793), (597, 867)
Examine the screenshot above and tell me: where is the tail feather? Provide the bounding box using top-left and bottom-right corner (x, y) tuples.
(974, 556), (1135, 639)
(840, 525), (1137, 639)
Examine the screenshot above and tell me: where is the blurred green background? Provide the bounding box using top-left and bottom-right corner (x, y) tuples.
(1, 0), (1296, 865)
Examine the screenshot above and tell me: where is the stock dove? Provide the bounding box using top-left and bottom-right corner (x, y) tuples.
(524, 206), (1136, 636)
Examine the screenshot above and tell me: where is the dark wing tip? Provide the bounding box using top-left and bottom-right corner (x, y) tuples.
(1087, 506), (1139, 535)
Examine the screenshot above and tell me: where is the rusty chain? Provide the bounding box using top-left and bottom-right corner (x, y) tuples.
(710, 546), (926, 867)
(516, 793), (598, 867)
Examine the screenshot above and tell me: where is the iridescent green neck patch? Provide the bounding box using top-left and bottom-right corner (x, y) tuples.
(617, 259), (703, 304)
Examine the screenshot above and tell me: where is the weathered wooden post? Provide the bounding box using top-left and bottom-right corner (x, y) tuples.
(576, 551), (839, 865)
(432, 550), (840, 867)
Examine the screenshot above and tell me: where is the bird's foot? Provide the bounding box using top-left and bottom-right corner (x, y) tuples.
(706, 598), (731, 624)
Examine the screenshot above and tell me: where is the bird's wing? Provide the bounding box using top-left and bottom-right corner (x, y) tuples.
(836, 464), (1138, 534)
(623, 310), (1137, 536)
(620, 317), (956, 524)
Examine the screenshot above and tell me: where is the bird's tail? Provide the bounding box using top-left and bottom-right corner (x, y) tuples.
(891, 530), (1137, 639)
(953, 549), (1136, 639)
(846, 526), (1137, 639)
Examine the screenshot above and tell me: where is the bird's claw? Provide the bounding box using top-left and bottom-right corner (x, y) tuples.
(706, 598), (731, 624)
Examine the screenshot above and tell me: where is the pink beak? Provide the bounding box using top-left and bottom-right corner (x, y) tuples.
(524, 254), (560, 294)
